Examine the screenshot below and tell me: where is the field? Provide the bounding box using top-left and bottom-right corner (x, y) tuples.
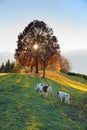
(0, 71), (87, 130)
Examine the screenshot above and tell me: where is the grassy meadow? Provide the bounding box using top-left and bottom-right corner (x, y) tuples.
(0, 71), (87, 130)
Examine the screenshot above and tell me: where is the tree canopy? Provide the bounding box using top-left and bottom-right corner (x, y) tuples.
(14, 20), (60, 76)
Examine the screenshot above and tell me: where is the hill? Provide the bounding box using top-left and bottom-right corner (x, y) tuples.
(0, 72), (87, 130)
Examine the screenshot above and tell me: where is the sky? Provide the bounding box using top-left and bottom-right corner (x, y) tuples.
(0, 0), (87, 53)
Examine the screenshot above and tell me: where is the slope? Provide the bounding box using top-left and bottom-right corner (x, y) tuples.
(0, 73), (87, 130)
(45, 70), (87, 92)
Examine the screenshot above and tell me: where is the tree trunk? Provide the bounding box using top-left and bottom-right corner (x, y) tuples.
(30, 66), (33, 72)
(42, 58), (46, 78)
(35, 57), (38, 73)
(43, 65), (45, 78)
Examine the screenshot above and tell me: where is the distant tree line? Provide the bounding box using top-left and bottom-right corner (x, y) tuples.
(66, 72), (87, 80)
(0, 56), (71, 74)
(0, 59), (14, 73)
(14, 54), (71, 73)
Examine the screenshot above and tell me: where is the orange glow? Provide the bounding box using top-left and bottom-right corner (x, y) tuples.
(45, 71), (87, 92)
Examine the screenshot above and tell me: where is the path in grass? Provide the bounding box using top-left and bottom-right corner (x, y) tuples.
(45, 71), (87, 92)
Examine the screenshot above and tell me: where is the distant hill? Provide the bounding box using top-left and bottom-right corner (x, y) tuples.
(0, 51), (15, 65)
(62, 49), (87, 75)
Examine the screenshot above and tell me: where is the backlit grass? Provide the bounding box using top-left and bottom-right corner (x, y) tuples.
(45, 70), (87, 91)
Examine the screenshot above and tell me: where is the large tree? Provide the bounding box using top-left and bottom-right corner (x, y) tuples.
(15, 20), (60, 76)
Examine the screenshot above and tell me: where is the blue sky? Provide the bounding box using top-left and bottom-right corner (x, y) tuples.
(0, 0), (87, 53)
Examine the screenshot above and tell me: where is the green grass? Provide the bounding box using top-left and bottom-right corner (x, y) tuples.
(0, 73), (87, 130)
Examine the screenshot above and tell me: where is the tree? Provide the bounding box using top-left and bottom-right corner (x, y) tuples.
(15, 20), (60, 77)
(14, 60), (23, 73)
(5, 60), (10, 72)
(56, 55), (71, 73)
(0, 60), (15, 73)
(10, 62), (15, 72)
(0, 63), (5, 72)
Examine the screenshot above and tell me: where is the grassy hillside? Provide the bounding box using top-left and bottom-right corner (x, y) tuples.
(0, 72), (87, 130)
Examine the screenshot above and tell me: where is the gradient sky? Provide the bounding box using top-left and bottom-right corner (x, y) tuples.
(0, 0), (87, 53)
